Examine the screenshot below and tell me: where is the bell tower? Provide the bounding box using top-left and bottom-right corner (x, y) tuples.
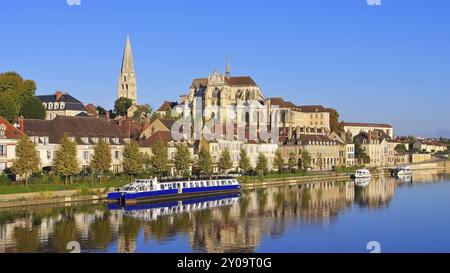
(118, 35), (137, 104)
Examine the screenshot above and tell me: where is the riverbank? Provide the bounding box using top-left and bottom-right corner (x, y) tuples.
(0, 163), (448, 209)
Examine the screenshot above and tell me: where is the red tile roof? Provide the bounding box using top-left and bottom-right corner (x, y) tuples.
(0, 116), (23, 139)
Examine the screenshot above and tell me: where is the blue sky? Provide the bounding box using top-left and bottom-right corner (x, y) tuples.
(0, 0), (449, 137)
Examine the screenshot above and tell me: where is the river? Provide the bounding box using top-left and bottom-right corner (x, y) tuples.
(0, 170), (449, 253)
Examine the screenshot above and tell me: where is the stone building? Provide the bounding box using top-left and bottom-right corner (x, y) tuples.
(353, 130), (396, 167)
(269, 97), (331, 133)
(37, 91), (87, 120)
(343, 122), (394, 139)
(173, 58), (273, 130)
(22, 116), (130, 173)
(278, 128), (344, 171)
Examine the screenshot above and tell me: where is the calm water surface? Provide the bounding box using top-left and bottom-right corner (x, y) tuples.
(1, 170), (449, 253)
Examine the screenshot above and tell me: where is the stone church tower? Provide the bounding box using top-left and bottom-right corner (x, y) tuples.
(117, 35), (137, 104)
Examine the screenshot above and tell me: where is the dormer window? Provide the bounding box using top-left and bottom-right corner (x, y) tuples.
(48, 102), (53, 110)
(92, 137), (99, 144)
(0, 125), (5, 137)
(60, 102), (65, 110)
(81, 137), (89, 144)
(103, 138), (110, 144)
(54, 102), (59, 110)
(43, 103), (47, 109)
(112, 138), (119, 144)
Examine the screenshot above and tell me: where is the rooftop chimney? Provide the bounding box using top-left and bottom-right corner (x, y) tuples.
(55, 91), (63, 101)
(19, 116), (24, 132)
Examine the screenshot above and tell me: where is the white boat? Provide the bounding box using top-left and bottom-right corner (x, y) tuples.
(394, 166), (412, 176)
(353, 169), (372, 179)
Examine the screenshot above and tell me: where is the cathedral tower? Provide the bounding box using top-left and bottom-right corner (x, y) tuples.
(117, 35), (137, 104)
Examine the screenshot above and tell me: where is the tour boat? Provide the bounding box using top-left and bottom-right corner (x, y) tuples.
(108, 193), (240, 222)
(107, 177), (241, 204)
(353, 178), (371, 187)
(352, 169), (372, 179)
(393, 166), (413, 177)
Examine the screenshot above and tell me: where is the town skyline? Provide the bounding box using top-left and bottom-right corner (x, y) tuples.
(1, 1), (449, 137)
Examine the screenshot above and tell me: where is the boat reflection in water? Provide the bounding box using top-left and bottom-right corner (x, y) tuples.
(396, 174), (413, 184)
(108, 193), (241, 222)
(353, 178), (371, 187)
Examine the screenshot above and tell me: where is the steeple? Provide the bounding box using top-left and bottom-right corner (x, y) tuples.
(118, 34), (137, 104)
(121, 34), (135, 74)
(225, 54), (230, 78)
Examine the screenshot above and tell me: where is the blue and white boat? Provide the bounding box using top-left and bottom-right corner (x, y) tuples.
(107, 177), (241, 204)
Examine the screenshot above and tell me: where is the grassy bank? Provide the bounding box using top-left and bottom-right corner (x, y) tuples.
(0, 174), (130, 195)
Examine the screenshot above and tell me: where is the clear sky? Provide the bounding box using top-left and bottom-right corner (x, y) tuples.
(0, 0), (449, 137)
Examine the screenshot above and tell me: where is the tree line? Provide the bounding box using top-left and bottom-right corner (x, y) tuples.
(10, 134), (316, 187)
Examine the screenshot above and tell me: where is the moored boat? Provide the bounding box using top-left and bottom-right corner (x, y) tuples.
(107, 177), (241, 204)
(393, 166), (413, 177)
(352, 169), (372, 179)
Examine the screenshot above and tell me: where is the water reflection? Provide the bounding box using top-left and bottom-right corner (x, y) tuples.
(0, 170), (448, 253)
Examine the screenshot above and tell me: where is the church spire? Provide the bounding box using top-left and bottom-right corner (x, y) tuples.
(121, 34), (135, 74)
(225, 54), (231, 78)
(118, 34), (137, 104)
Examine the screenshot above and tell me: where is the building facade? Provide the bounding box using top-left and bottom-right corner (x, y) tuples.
(343, 122), (394, 139)
(37, 91), (87, 120)
(269, 97), (331, 133)
(0, 116), (23, 172)
(22, 116), (130, 173)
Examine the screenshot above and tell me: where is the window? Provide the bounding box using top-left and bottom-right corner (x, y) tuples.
(0, 125), (5, 137)
(0, 145), (6, 156)
(60, 102), (65, 110)
(84, 151), (90, 160)
(115, 151), (120, 160)
(48, 102), (53, 110)
(54, 102), (59, 110)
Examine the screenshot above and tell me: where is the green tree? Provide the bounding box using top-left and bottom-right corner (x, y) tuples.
(288, 152), (297, 173)
(0, 93), (19, 122)
(53, 135), (79, 185)
(122, 140), (144, 181)
(255, 153), (269, 176)
(239, 149), (251, 175)
(0, 72), (37, 121)
(327, 108), (344, 134)
(114, 97), (133, 117)
(12, 134), (40, 188)
(395, 144), (408, 154)
(301, 150), (312, 170)
(197, 147), (213, 176)
(173, 144), (192, 177)
(20, 95), (46, 119)
(150, 140), (170, 177)
(90, 138), (112, 184)
(133, 104), (152, 123)
(355, 142), (370, 165)
(273, 150), (285, 174)
(218, 148), (233, 174)
(96, 106), (107, 116)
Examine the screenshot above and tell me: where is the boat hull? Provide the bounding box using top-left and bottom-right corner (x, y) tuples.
(107, 185), (241, 204)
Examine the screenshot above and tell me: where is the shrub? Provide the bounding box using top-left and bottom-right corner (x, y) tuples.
(0, 173), (10, 185)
